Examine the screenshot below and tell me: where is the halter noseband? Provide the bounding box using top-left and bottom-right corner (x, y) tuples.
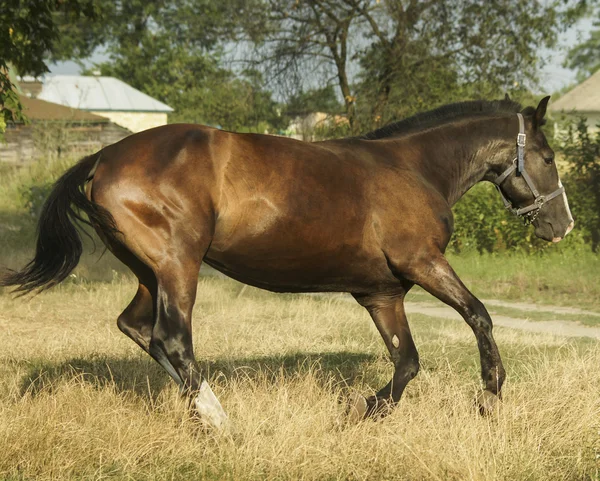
(493, 113), (565, 225)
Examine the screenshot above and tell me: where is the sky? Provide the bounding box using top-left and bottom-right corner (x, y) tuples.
(537, 16), (595, 92)
(48, 16), (596, 95)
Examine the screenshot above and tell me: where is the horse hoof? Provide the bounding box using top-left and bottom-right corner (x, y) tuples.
(346, 392), (368, 423)
(476, 390), (500, 416)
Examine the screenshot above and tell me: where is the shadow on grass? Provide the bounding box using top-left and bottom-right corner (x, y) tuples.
(19, 351), (379, 402)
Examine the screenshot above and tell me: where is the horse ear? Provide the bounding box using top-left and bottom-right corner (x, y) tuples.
(504, 93), (511, 101)
(535, 96), (550, 127)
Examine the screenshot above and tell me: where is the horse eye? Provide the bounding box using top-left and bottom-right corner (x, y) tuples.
(544, 154), (554, 165)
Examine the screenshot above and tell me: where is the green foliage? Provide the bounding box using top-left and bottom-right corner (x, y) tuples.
(352, 0), (586, 131)
(0, 82), (25, 136)
(72, 1), (282, 132)
(565, 4), (600, 78)
(450, 183), (551, 254)
(20, 181), (52, 219)
(285, 86), (343, 117)
(250, 0), (587, 133)
(560, 118), (600, 250)
(0, 0), (97, 139)
(165, 70), (285, 132)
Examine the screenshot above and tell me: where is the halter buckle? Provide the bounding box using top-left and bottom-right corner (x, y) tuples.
(516, 133), (526, 147)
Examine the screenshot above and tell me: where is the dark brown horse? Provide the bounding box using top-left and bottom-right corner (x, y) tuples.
(1, 97), (573, 429)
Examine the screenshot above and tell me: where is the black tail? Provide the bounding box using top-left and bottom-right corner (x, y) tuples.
(1, 153), (118, 295)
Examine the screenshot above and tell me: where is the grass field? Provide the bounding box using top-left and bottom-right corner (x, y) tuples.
(0, 277), (599, 480)
(1, 158), (600, 479)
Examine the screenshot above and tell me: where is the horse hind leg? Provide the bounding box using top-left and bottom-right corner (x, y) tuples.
(106, 238), (183, 387)
(114, 247), (227, 429)
(117, 280), (183, 387)
(150, 260), (229, 430)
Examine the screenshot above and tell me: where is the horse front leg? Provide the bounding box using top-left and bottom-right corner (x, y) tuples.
(408, 253), (506, 413)
(349, 291), (420, 421)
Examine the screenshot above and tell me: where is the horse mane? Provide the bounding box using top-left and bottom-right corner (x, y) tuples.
(358, 99), (524, 140)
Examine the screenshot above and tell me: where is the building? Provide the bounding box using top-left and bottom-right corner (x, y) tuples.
(286, 112), (349, 141)
(0, 95), (130, 166)
(549, 69), (600, 134)
(20, 75), (173, 133)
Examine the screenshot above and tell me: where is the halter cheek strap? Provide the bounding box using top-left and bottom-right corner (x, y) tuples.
(493, 113), (565, 224)
(516, 112), (525, 175)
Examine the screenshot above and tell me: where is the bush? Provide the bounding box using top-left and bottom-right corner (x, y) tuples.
(559, 118), (600, 251)
(450, 183), (551, 254)
(20, 181), (53, 219)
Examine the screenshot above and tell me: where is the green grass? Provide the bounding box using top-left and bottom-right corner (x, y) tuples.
(446, 251), (600, 309)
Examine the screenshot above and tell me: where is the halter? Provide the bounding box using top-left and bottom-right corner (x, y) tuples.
(493, 113), (565, 225)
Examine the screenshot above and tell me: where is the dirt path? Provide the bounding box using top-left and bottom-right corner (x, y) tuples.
(307, 292), (600, 340)
(230, 272), (600, 339)
(404, 301), (600, 340)
(480, 298), (600, 317)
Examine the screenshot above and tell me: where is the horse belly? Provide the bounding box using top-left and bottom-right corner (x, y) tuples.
(204, 206), (392, 293)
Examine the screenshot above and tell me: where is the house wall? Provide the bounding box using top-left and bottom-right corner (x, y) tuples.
(585, 113), (600, 133)
(0, 122), (130, 166)
(91, 111), (168, 133)
(287, 112), (349, 141)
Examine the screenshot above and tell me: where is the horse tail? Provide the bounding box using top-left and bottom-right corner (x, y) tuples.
(1, 152), (119, 295)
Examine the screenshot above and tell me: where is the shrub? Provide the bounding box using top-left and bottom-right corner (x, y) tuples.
(450, 183), (550, 254)
(559, 118), (600, 251)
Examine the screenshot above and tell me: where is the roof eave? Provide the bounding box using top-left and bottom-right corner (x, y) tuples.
(84, 109), (174, 113)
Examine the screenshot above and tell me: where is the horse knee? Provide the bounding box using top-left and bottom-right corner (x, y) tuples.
(464, 299), (493, 333)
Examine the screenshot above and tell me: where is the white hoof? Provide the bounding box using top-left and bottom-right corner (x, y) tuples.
(346, 392), (368, 423)
(193, 381), (229, 431)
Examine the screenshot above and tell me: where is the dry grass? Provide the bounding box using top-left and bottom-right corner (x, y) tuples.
(0, 277), (599, 480)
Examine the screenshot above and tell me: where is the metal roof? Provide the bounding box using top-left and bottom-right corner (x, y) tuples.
(38, 75), (174, 113)
(549, 69), (600, 114)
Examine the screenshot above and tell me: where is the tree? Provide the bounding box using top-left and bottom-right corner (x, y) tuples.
(0, 0), (97, 139)
(566, 4), (600, 78)
(285, 85), (343, 117)
(166, 69), (285, 132)
(251, 1), (363, 129)
(63, 0), (281, 131)
(250, 0), (587, 133)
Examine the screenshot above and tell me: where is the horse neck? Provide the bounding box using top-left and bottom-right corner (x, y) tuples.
(392, 116), (515, 206)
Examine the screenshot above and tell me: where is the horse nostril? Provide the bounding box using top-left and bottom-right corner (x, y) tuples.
(566, 220), (574, 235)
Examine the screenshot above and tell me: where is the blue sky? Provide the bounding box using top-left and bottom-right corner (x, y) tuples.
(48, 16), (595, 95)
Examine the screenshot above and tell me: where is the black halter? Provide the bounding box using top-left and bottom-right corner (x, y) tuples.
(493, 113), (565, 225)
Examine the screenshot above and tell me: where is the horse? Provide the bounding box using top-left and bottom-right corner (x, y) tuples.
(1, 96), (574, 429)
